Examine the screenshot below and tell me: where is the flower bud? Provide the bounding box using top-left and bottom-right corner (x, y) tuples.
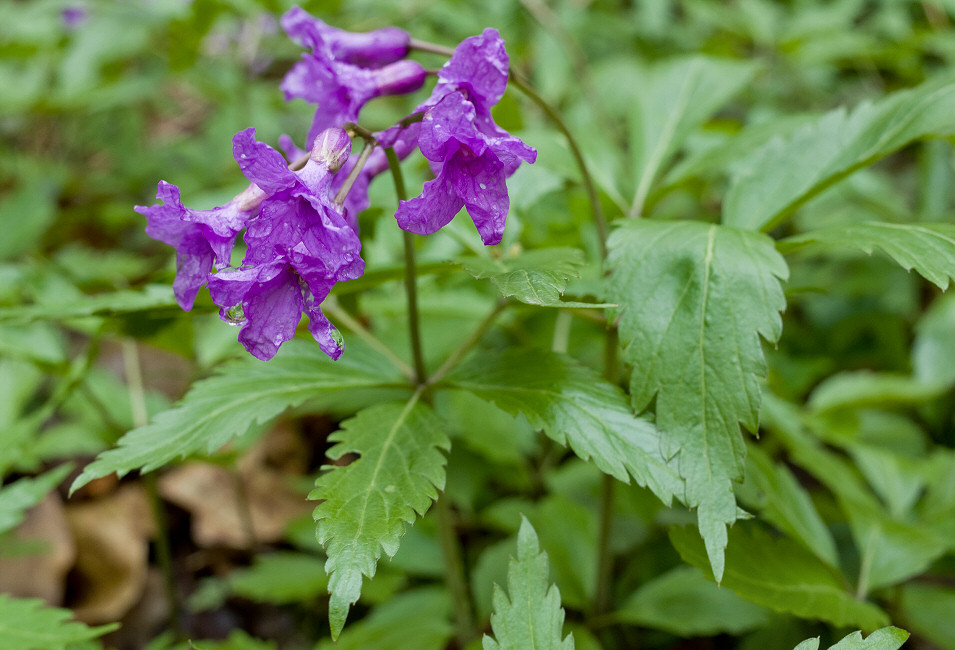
(372, 60), (427, 96)
(330, 27), (411, 67)
(310, 127), (352, 172)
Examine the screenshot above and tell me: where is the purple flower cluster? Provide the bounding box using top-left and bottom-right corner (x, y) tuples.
(139, 8), (535, 361)
(137, 127), (360, 361)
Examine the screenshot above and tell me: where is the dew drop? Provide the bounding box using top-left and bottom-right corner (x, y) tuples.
(224, 304), (246, 326)
(479, 183), (487, 190)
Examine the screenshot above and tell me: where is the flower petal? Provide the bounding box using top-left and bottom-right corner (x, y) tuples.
(232, 128), (297, 195)
(395, 168), (463, 236)
(449, 151), (509, 246)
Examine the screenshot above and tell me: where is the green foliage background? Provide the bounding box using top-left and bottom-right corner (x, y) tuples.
(3, 0), (955, 648)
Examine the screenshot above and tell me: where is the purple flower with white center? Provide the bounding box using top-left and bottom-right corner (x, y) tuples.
(207, 127), (363, 361)
(136, 181), (261, 310)
(282, 6), (411, 68)
(281, 10), (427, 149)
(392, 29), (536, 246)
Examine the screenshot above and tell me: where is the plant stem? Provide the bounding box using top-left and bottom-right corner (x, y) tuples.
(408, 38), (455, 57)
(121, 341), (183, 638)
(593, 327), (620, 617)
(385, 146), (428, 385)
(435, 493), (477, 645)
(508, 71), (609, 260)
(428, 300), (507, 385)
(384, 145), (477, 643)
(333, 139), (375, 206)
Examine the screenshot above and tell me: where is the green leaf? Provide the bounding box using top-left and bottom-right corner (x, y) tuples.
(778, 222), (955, 290)
(0, 464), (71, 534)
(310, 398), (450, 639)
(607, 220), (788, 581)
(71, 340), (409, 492)
(669, 524), (890, 631)
(0, 284), (178, 325)
(912, 292), (955, 387)
(315, 587), (453, 650)
(615, 566), (770, 637)
(725, 75), (955, 231)
(899, 583), (955, 648)
(483, 516), (574, 650)
(462, 248), (606, 308)
(227, 552), (328, 604)
(623, 56), (758, 217)
(794, 627), (910, 650)
(443, 348), (683, 505)
(808, 371), (945, 413)
(0, 594), (117, 650)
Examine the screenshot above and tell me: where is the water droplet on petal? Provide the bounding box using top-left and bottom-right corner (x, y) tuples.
(479, 183), (487, 190)
(224, 304), (246, 326)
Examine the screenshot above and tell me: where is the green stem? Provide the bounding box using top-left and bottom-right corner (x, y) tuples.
(593, 327), (619, 617)
(435, 493), (477, 645)
(508, 71), (609, 260)
(428, 300), (507, 385)
(333, 139), (375, 206)
(385, 146), (428, 385)
(121, 341), (183, 638)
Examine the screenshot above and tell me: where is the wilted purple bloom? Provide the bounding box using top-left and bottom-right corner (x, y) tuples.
(207, 127), (363, 361)
(282, 6), (410, 68)
(136, 181), (261, 310)
(392, 28), (536, 246)
(281, 9), (426, 149)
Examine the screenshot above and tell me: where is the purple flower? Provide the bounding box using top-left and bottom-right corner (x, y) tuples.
(392, 29), (536, 246)
(282, 6), (410, 68)
(207, 128), (363, 361)
(136, 182), (261, 310)
(281, 9), (426, 149)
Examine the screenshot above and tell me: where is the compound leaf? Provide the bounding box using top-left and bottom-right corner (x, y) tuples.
(483, 517), (574, 650)
(0, 594), (117, 650)
(725, 75), (955, 231)
(443, 348), (683, 506)
(607, 220), (787, 581)
(311, 398), (450, 639)
(779, 222), (955, 290)
(71, 340), (409, 492)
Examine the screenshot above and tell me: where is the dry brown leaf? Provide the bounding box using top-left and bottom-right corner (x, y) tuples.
(65, 484), (154, 623)
(0, 493), (76, 605)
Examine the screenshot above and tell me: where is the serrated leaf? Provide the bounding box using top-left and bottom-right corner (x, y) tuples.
(71, 340), (409, 492)
(461, 248), (605, 308)
(311, 398), (450, 639)
(0, 464), (71, 534)
(0, 594), (117, 650)
(623, 56), (758, 217)
(227, 552), (328, 604)
(669, 524), (889, 631)
(794, 627), (910, 650)
(778, 222), (955, 289)
(615, 566), (769, 637)
(725, 75), (955, 231)
(315, 587), (453, 650)
(443, 348), (683, 506)
(607, 220), (788, 581)
(0, 284), (178, 325)
(483, 517), (574, 650)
